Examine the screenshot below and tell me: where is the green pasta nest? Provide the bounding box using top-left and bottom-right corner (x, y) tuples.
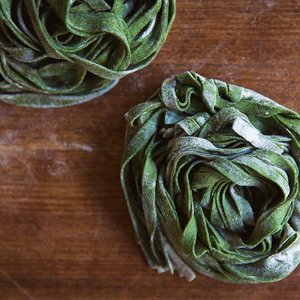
(0, 0), (175, 107)
(121, 71), (300, 283)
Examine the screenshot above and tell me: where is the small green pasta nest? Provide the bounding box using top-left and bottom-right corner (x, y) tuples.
(121, 71), (300, 283)
(0, 0), (175, 107)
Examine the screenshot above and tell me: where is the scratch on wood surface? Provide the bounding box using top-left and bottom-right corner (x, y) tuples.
(69, 143), (93, 152)
(69, 153), (90, 173)
(0, 269), (34, 300)
(14, 156), (37, 184)
(49, 134), (93, 152)
(93, 213), (102, 239)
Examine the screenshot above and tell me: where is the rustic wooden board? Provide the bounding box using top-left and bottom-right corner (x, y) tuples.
(1, 0), (300, 299)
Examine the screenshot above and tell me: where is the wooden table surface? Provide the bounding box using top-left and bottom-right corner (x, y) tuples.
(1, 0), (300, 299)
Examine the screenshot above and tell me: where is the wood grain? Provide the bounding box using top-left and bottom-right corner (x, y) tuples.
(1, 0), (300, 299)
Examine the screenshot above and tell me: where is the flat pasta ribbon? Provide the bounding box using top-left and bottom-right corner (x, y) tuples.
(0, 0), (175, 106)
(121, 71), (300, 283)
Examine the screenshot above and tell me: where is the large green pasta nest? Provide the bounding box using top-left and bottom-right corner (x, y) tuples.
(121, 71), (300, 283)
(0, 0), (175, 107)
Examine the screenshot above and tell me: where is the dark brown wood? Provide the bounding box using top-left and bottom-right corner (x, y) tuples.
(1, 0), (300, 299)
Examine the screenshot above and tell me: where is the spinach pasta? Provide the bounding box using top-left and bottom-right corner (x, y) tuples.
(0, 0), (175, 106)
(121, 71), (300, 283)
